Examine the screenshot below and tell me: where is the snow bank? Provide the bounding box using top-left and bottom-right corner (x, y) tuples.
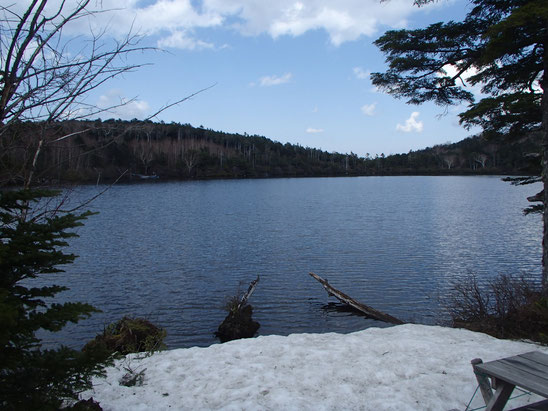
(83, 324), (548, 410)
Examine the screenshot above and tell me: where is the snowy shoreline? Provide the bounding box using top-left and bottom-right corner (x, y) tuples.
(83, 324), (548, 410)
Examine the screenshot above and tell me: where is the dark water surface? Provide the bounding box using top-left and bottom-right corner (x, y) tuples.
(39, 176), (542, 349)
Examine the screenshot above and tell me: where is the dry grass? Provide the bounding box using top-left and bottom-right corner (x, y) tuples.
(83, 317), (166, 356)
(448, 274), (548, 343)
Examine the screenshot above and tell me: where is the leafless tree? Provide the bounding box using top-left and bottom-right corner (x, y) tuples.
(1, 1), (136, 185)
(0, 0), (211, 188)
(473, 153), (488, 169)
(442, 154), (460, 170)
(183, 149), (199, 176)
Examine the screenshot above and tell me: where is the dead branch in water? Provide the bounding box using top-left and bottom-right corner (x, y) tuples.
(309, 272), (404, 325)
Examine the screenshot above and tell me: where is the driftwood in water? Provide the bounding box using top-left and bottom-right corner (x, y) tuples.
(237, 275), (260, 311)
(309, 272), (404, 325)
(216, 276), (260, 343)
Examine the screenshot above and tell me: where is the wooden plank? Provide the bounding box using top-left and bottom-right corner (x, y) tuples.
(472, 358), (494, 404)
(510, 399), (548, 410)
(514, 354), (548, 374)
(521, 352), (548, 367)
(477, 361), (547, 396)
(491, 352), (548, 394)
(475, 359), (548, 398)
(485, 379), (515, 411)
(502, 356), (548, 382)
(309, 272), (404, 325)
(476, 352), (548, 378)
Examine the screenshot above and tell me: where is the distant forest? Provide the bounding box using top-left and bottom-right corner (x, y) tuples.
(1, 119), (542, 184)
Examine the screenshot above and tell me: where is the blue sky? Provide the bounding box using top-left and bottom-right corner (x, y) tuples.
(64, 0), (477, 156)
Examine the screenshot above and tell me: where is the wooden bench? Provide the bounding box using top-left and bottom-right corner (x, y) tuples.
(472, 351), (548, 411)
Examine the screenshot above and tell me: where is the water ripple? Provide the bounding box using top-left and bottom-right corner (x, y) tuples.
(38, 176), (542, 349)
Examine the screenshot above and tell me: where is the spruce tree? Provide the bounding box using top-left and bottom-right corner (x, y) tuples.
(0, 189), (108, 410)
(371, 0), (547, 283)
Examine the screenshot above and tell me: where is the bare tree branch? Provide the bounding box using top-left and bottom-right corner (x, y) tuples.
(0, 0), (211, 190)
(146, 83), (217, 121)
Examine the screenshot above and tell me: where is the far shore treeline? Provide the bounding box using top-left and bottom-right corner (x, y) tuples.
(2, 119), (541, 184)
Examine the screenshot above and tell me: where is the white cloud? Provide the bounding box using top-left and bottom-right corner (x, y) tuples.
(353, 67), (370, 80)
(440, 63), (541, 98)
(100, 0), (222, 37)
(361, 103), (376, 116)
(306, 127), (324, 133)
(157, 30), (215, 50)
(438, 64), (485, 97)
(199, 0), (439, 45)
(396, 112), (423, 133)
(97, 89), (151, 120)
(269, 5), (359, 46)
(253, 72), (293, 87)
(49, 0), (440, 49)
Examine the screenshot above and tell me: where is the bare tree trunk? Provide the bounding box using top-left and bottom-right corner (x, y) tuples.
(542, 42), (548, 287)
(25, 138), (43, 190)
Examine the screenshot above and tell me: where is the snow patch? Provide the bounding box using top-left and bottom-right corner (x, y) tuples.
(83, 324), (548, 410)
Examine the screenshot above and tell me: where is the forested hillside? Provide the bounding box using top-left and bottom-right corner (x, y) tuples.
(1, 119), (541, 184)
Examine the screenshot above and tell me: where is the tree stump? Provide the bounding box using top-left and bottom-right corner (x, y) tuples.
(215, 304), (260, 343)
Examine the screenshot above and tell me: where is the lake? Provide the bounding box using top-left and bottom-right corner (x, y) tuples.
(39, 176), (542, 349)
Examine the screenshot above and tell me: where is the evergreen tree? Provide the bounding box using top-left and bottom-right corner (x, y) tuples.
(371, 0), (547, 283)
(0, 189), (109, 409)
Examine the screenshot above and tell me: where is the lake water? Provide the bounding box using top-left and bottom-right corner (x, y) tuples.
(39, 176), (542, 349)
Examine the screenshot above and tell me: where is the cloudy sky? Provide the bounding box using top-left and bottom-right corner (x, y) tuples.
(58, 0), (476, 156)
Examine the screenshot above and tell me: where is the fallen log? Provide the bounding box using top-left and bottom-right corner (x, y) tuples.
(309, 272), (405, 325)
